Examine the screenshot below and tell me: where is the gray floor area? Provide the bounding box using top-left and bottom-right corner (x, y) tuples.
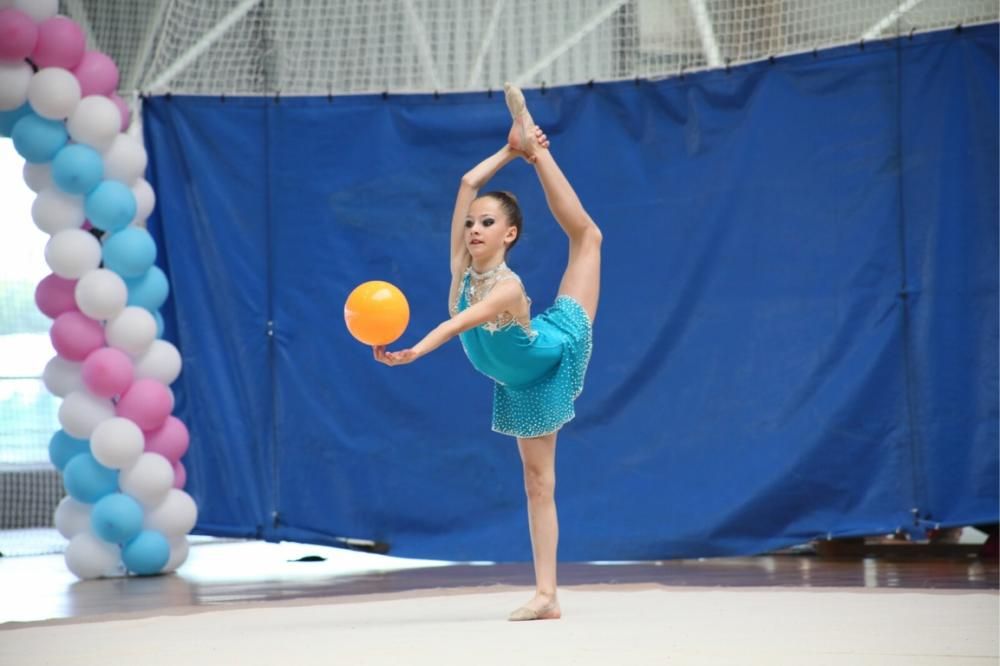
(0, 538), (997, 665)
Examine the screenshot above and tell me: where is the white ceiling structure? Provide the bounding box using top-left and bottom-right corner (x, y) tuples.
(57, 0), (997, 96)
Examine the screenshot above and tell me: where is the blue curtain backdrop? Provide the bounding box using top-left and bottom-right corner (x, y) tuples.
(142, 25), (998, 560)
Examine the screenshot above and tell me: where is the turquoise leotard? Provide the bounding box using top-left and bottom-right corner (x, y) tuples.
(455, 265), (592, 438)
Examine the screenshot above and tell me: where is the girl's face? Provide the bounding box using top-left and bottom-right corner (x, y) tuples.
(465, 197), (517, 259)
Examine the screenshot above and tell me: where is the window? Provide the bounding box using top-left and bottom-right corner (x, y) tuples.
(0, 139), (59, 466)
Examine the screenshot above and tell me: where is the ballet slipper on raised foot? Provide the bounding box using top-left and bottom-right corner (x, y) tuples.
(504, 81), (530, 120)
(507, 600), (561, 621)
(504, 82), (539, 161)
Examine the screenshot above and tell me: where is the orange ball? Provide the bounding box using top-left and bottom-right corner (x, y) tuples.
(344, 281), (410, 346)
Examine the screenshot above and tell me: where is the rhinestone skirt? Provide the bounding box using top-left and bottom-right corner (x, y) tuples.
(491, 296), (593, 438)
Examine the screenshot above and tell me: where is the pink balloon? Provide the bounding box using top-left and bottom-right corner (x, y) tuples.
(144, 415), (189, 463)
(50, 311), (105, 361)
(72, 51), (119, 97)
(0, 9), (39, 60)
(35, 273), (78, 318)
(81, 346), (134, 398)
(31, 16), (85, 70)
(109, 93), (129, 131)
(116, 378), (172, 431)
(172, 461), (186, 489)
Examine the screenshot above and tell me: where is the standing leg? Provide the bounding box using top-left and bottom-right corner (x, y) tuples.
(505, 83), (602, 322)
(511, 432), (562, 621)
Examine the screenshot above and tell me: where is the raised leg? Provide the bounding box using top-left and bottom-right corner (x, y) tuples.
(532, 150), (602, 323)
(504, 83), (602, 323)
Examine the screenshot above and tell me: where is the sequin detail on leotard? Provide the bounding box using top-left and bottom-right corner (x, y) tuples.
(450, 263), (533, 337)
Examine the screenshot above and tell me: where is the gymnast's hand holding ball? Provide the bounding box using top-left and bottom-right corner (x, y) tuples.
(342, 280), (415, 365)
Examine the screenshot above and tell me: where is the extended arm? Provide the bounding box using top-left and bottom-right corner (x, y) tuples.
(374, 279), (522, 366)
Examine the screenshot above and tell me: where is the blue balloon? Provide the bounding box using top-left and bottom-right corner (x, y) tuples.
(91, 493), (144, 544)
(11, 113), (69, 163)
(63, 453), (119, 504)
(123, 530), (170, 575)
(153, 310), (165, 338)
(103, 226), (157, 278)
(0, 103), (32, 137)
(85, 180), (137, 232)
(126, 265), (169, 311)
(52, 144), (105, 195)
(48, 429), (90, 471)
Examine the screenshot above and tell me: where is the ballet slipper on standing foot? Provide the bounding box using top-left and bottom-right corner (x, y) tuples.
(504, 82), (541, 162)
(507, 597), (561, 622)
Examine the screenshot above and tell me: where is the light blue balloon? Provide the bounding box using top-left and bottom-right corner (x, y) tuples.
(91, 493), (144, 544)
(123, 530), (170, 575)
(126, 265), (169, 311)
(103, 226), (157, 278)
(85, 180), (137, 232)
(52, 144), (105, 195)
(63, 453), (119, 504)
(0, 103), (32, 137)
(48, 429), (90, 471)
(153, 310), (165, 338)
(11, 113), (69, 163)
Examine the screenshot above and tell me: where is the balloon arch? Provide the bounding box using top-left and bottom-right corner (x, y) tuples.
(0, 0), (196, 578)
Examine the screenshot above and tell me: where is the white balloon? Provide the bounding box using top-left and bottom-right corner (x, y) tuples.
(163, 536), (190, 573)
(54, 496), (92, 539)
(45, 227), (101, 279)
(90, 416), (145, 469)
(133, 339), (182, 385)
(64, 531), (123, 580)
(43, 355), (84, 397)
(31, 188), (85, 234)
(75, 268), (127, 321)
(102, 133), (147, 184)
(120, 453), (174, 508)
(0, 60), (32, 111)
(14, 0), (59, 21)
(144, 489), (198, 538)
(131, 178), (156, 223)
(66, 95), (120, 151)
(105, 306), (157, 355)
(58, 390), (115, 439)
(27, 68), (81, 120)
(23, 161), (54, 193)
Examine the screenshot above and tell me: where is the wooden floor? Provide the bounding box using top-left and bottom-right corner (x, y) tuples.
(0, 537), (996, 626)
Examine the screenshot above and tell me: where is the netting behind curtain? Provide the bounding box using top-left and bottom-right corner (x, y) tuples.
(60, 0), (998, 95)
